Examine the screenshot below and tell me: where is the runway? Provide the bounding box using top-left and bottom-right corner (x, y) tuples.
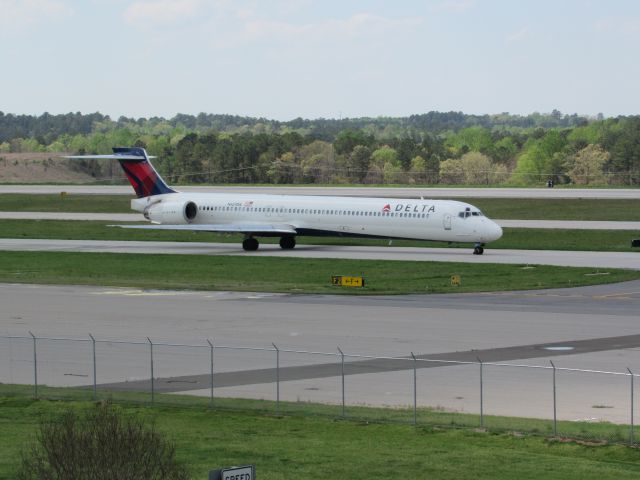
(2, 281), (640, 422)
(2, 184), (639, 199)
(1, 238), (638, 269)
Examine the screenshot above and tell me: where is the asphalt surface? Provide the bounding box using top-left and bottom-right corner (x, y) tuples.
(2, 281), (640, 421)
(96, 333), (640, 394)
(1, 238), (638, 269)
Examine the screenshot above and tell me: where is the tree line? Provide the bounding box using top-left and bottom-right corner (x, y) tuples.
(0, 109), (595, 144)
(0, 111), (638, 185)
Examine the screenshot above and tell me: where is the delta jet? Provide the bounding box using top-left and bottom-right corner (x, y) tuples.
(66, 147), (503, 254)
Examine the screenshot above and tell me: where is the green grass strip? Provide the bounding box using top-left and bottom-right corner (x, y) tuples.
(1, 251), (638, 294)
(0, 194), (132, 213)
(472, 198), (640, 221)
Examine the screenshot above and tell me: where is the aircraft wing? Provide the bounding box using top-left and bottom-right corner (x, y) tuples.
(110, 223), (298, 235)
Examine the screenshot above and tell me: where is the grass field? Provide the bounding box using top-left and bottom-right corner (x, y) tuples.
(2, 395), (640, 480)
(474, 198), (640, 221)
(2, 384), (634, 443)
(0, 194), (132, 213)
(1, 251), (638, 294)
(2, 194), (640, 221)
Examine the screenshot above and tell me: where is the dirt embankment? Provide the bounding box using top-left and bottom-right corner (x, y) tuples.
(0, 153), (98, 183)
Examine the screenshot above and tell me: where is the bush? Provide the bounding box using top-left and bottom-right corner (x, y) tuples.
(18, 402), (190, 480)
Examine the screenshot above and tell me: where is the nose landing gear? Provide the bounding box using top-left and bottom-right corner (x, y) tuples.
(473, 243), (484, 255)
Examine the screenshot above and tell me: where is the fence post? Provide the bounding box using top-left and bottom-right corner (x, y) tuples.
(550, 360), (557, 436)
(337, 347), (345, 417)
(29, 331), (38, 399)
(89, 333), (97, 400)
(147, 337), (154, 404)
(477, 356), (484, 428)
(411, 352), (417, 426)
(628, 368), (634, 445)
(207, 339), (214, 407)
(272, 343), (279, 413)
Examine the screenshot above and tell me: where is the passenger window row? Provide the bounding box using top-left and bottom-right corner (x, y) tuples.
(198, 205), (430, 219)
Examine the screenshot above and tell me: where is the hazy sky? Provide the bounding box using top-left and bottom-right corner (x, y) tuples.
(2, 0), (639, 120)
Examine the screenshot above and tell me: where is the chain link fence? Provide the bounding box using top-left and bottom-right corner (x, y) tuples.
(1, 333), (637, 444)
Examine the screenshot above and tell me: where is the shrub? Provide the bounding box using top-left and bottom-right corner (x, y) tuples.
(18, 402), (190, 480)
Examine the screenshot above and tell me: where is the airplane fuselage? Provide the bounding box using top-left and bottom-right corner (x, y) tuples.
(68, 147), (502, 253)
(132, 192), (503, 244)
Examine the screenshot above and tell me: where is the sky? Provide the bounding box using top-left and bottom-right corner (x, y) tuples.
(2, 0), (640, 120)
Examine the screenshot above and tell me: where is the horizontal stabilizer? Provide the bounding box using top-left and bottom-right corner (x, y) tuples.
(64, 147), (173, 198)
(64, 154), (156, 160)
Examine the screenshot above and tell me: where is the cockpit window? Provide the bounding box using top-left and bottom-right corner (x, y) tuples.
(459, 208), (484, 218)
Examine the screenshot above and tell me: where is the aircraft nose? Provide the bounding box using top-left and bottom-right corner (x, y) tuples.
(488, 221), (503, 241)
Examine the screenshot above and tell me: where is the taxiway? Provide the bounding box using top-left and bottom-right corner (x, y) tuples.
(0, 238), (638, 269)
(2, 281), (640, 422)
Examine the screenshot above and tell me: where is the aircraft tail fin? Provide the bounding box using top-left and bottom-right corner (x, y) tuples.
(65, 147), (176, 198)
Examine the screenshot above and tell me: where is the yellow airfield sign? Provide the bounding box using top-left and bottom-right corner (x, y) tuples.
(331, 275), (365, 288)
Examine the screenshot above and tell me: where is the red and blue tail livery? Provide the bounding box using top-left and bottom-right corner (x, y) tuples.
(66, 147), (175, 198)
(112, 147), (175, 198)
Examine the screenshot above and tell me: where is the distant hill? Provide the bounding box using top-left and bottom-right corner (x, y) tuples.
(0, 153), (98, 184)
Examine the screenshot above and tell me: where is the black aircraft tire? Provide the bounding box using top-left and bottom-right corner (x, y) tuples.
(242, 238), (259, 251)
(279, 236), (296, 249)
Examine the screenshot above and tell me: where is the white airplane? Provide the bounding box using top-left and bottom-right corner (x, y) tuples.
(66, 147), (503, 254)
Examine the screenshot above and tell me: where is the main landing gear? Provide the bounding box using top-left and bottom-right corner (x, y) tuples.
(279, 236), (296, 250)
(242, 237), (259, 251)
(473, 243), (484, 255)
(242, 236), (297, 251)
